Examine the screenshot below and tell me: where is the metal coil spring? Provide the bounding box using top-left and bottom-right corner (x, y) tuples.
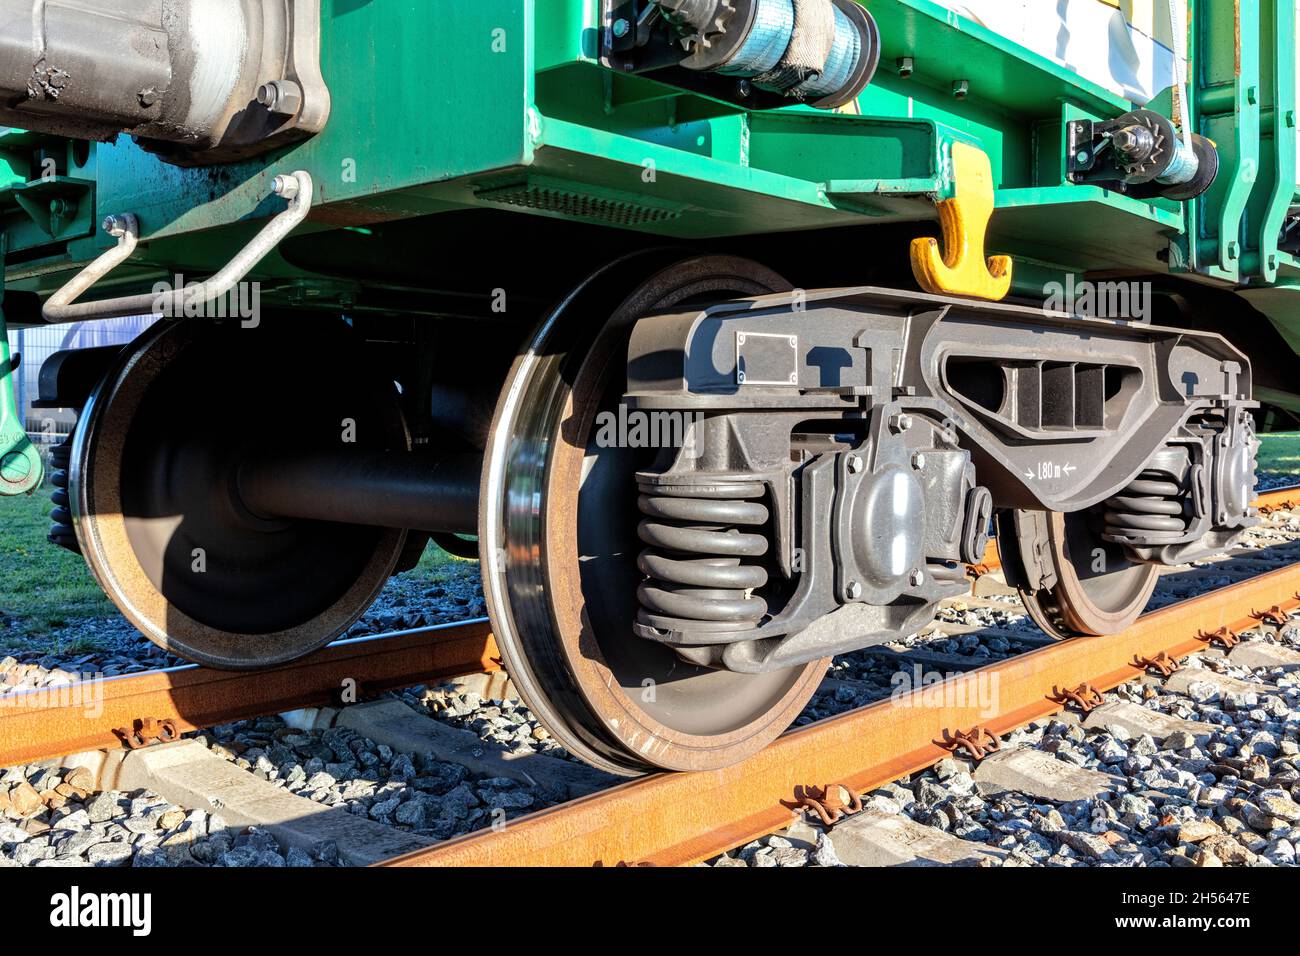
(1102, 470), (1187, 540)
(47, 435), (80, 554)
(635, 481), (770, 633)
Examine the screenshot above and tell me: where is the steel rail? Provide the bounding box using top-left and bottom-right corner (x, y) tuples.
(0, 618), (498, 768)
(968, 483), (1300, 576)
(381, 562), (1300, 867)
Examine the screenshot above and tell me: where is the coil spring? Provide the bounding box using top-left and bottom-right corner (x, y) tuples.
(1102, 470), (1187, 541)
(635, 481), (770, 634)
(47, 434), (80, 554)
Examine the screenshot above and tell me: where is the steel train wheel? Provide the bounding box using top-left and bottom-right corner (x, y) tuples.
(70, 318), (409, 669)
(1007, 509), (1159, 641)
(481, 253), (830, 775)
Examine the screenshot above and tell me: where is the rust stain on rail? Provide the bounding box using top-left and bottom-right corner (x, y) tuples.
(382, 565), (1300, 867)
(0, 620), (499, 768)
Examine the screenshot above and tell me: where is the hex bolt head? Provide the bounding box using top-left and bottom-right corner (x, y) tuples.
(101, 215), (128, 237)
(272, 174), (300, 201)
(846, 581), (863, 600)
(911, 452), (926, 470)
(888, 413), (914, 433)
(909, 569), (925, 587)
(847, 454), (865, 474)
(257, 79), (304, 116)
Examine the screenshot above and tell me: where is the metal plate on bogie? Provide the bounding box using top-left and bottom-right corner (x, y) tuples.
(736, 331), (799, 386)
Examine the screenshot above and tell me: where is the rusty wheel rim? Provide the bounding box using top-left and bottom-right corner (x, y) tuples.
(70, 318), (408, 669)
(480, 253), (829, 774)
(1013, 509), (1158, 640)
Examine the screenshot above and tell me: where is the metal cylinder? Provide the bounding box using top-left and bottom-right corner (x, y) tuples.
(237, 451), (482, 535)
(0, 0), (328, 164)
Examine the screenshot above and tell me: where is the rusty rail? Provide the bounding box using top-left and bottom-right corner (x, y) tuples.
(969, 484), (1300, 577)
(382, 563), (1300, 867)
(0, 619), (498, 767)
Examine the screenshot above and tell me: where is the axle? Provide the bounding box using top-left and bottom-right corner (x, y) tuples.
(236, 450), (482, 536)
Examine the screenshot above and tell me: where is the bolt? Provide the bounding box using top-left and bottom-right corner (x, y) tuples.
(897, 56), (914, 78)
(257, 79), (303, 116)
(952, 79), (969, 99)
(846, 581), (863, 600)
(1227, 241), (1239, 260)
(911, 452), (926, 470)
(847, 454), (864, 474)
(888, 413), (913, 433)
(101, 215), (128, 237)
(909, 569), (925, 587)
(138, 87), (159, 108)
(736, 79), (752, 98)
(611, 17), (630, 38)
(1075, 150), (1090, 164)
(272, 174), (300, 201)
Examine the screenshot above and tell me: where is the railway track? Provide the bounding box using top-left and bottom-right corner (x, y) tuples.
(2, 485), (1298, 867)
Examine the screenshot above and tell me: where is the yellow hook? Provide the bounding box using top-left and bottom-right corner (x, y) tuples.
(910, 141), (1012, 301)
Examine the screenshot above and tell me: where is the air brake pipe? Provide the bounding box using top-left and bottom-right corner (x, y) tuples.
(42, 171), (315, 323)
(236, 451), (482, 536)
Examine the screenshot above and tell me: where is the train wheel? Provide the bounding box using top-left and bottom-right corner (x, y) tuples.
(1006, 509), (1158, 640)
(70, 318), (409, 669)
(481, 253), (830, 775)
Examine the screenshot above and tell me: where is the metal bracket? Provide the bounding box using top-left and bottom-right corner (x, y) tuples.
(781, 783), (863, 826)
(1131, 652), (1180, 678)
(936, 724), (1000, 760)
(42, 171), (315, 323)
(0, 242), (42, 496)
(910, 142), (1012, 301)
(1196, 626), (1240, 649)
(113, 717), (179, 750)
(1047, 682), (1104, 713)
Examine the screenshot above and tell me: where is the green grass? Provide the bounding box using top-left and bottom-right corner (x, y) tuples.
(1259, 432), (1300, 477)
(0, 488), (471, 646)
(0, 491), (115, 642)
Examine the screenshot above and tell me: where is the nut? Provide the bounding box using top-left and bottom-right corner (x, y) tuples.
(888, 413), (914, 433)
(847, 454), (865, 474)
(845, 581), (863, 600)
(909, 569), (925, 587)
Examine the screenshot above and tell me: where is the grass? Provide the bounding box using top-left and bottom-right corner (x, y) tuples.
(1258, 431), (1300, 477)
(0, 492), (116, 643)
(0, 488), (469, 644)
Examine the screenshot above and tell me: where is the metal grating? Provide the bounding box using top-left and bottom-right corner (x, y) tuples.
(474, 178), (682, 227)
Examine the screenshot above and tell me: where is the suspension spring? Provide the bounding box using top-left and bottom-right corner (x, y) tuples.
(635, 480), (770, 637)
(47, 433), (80, 554)
(1102, 469), (1188, 542)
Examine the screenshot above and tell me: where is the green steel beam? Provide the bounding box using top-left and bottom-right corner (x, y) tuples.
(1245, 0), (1297, 283)
(0, 0), (1294, 316)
